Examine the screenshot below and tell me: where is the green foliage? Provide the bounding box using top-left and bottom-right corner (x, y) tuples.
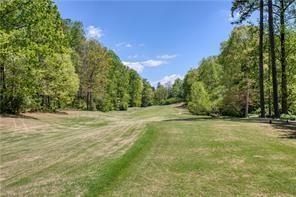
(41, 53), (79, 110)
(0, 51), (34, 113)
(188, 82), (211, 115)
(170, 78), (184, 100)
(197, 57), (224, 112)
(3, 1), (293, 116)
(164, 97), (182, 105)
(72, 99), (87, 110)
(183, 69), (199, 102)
(184, 27), (260, 117)
(183, 57), (224, 114)
(78, 40), (109, 111)
(142, 79), (154, 107)
(154, 83), (169, 105)
(62, 19), (85, 52)
(76, 44), (133, 112)
(281, 113), (296, 121)
(0, 0), (76, 113)
(0, 1), (151, 114)
(286, 30), (296, 115)
(218, 26), (258, 116)
(129, 70), (143, 107)
(220, 88), (245, 117)
(106, 50), (130, 111)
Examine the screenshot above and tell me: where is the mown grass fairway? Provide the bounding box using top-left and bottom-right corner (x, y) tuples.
(1, 105), (296, 196)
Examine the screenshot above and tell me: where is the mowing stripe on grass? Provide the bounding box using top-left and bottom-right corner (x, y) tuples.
(84, 124), (158, 197)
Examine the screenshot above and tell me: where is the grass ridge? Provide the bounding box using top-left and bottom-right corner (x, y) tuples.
(84, 124), (158, 197)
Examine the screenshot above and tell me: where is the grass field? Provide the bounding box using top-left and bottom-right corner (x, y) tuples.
(1, 104), (296, 196)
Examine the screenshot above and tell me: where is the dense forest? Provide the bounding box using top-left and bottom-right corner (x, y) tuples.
(0, 0), (295, 119)
(0, 0), (149, 113)
(184, 0), (296, 118)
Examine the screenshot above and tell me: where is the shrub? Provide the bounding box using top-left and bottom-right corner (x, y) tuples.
(187, 82), (211, 115)
(281, 114), (296, 121)
(165, 98), (182, 105)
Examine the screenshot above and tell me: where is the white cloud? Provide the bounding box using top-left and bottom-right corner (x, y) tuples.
(157, 54), (178, 60)
(142, 59), (167, 67)
(123, 59), (167, 73)
(116, 42), (124, 47)
(86, 26), (103, 40)
(128, 54), (139, 59)
(125, 43), (132, 48)
(155, 74), (184, 87)
(116, 42), (133, 48)
(122, 61), (144, 73)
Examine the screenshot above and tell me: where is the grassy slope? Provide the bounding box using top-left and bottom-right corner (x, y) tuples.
(104, 110), (296, 196)
(0, 105), (180, 196)
(85, 124), (158, 197)
(1, 105), (295, 196)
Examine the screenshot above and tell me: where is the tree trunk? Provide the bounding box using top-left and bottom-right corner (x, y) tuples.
(86, 92), (90, 110)
(0, 64), (5, 112)
(0, 64), (4, 89)
(245, 78), (249, 118)
(47, 96), (50, 109)
(259, 0), (265, 118)
(280, 0), (288, 114)
(268, 54), (272, 117)
(89, 91), (93, 111)
(268, 0), (280, 118)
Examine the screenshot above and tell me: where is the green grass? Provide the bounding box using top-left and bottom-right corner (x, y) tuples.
(85, 124), (157, 196)
(105, 119), (296, 196)
(1, 104), (295, 196)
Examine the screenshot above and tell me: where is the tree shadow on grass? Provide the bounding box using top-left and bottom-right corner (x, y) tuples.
(271, 124), (296, 139)
(163, 116), (296, 139)
(222, 117), (296, 139)
(173, 103), (187, 109)
(51, 111), (68, 115)
(0, 111), (68, 120)
(164, 116), (212, 122)
(1, 114), (39, 120)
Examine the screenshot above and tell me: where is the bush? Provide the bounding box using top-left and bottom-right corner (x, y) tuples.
(281, 114), (296, 121)
(73, 99), (87, 110)
(187, 82), (211, 115)
(165, 98), (182, 105)
(289, 103), (296, 116)
(119, 101), (129, 111)
(220, 89), (244, 117)
(97, 97), (113, 112)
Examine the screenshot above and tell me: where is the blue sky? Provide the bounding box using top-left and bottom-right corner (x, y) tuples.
(55, 0), (234, 86)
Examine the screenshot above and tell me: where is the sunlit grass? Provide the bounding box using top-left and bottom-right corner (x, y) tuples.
(1, 105), (295, 196)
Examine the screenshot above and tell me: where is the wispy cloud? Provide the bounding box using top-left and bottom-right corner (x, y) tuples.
(122, 61), (144, 73)
(122, 59), (167, 73)
(86, 26), (103, 40)
(116, 42), (133, 48)
(142, 59), (167, 67)
(154, 74), (183, 87)
(127, 54), (139, 59)
(157, 54), (178, 60)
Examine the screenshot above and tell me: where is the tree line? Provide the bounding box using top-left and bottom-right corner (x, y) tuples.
(1, 0), (295, 118)
(184, 0), (296, 118)
(0, 0), (185, 114)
